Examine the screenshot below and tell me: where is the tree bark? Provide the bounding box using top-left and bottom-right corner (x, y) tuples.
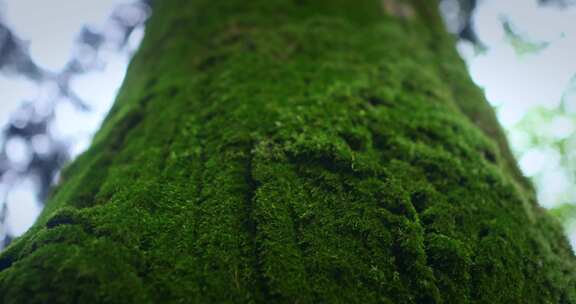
(1, 0), (574, 302)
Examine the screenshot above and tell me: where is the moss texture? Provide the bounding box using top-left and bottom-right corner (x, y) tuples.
(1, 0), (575, 302)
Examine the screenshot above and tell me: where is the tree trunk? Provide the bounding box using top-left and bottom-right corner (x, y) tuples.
(1, 0), (574, 302)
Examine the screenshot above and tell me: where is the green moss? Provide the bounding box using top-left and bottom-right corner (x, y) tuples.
(1, 0), (574, 303)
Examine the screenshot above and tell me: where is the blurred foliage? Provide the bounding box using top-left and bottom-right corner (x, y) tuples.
(504, 55), (576, 210)
(503, 21), (549, 55)
(495, 2), (576, 241)
(551, 203), (576, 220)
(445, 0), (576, 243)
(0, 0), (150, 248)
(550, 203), (576, 234)
(513, 104), (575, 202)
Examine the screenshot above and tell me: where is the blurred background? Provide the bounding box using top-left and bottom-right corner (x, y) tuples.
(0, 0), (574, 250)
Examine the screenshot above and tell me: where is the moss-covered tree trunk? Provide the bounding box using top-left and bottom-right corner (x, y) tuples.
(1, 0), (574, 302)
